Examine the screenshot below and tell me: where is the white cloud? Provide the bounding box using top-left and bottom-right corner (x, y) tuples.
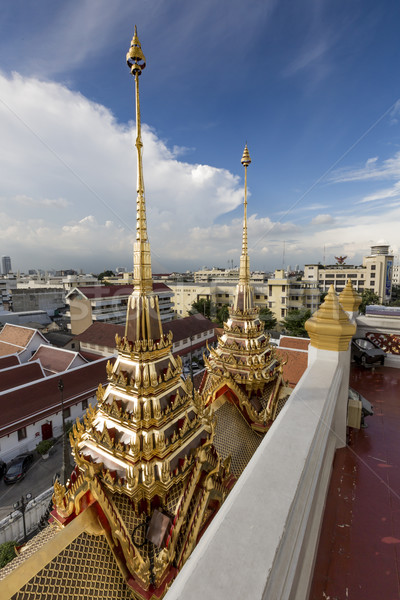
(358, 181), (400, 204)
(332, 152), (400, 183)
(0, 72), (244, 272)
(1, 71), (400, 275)
(311, 214), (334, 225)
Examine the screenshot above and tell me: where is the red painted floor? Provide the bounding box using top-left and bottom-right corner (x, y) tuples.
(309, 365), (400, 600)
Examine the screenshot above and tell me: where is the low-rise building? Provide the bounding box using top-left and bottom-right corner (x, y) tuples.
(194, 267), (268, 283)
(0, 324), (49, 362)
(169, 273), (320, 321)
(11, 288), (65, 316)
(0, 358), (110, 463)
(304, 243), (394, 302)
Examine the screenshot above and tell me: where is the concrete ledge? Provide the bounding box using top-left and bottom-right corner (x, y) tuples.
(166, 356), (345, 600)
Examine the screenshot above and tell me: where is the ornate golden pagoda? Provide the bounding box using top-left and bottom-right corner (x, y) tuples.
(0, 29), (232, 600)
(202, 146), (289, 433)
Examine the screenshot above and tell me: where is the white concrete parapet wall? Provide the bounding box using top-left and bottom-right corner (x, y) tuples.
(166, 350), (349, 600)
(0, 488), (53, 545)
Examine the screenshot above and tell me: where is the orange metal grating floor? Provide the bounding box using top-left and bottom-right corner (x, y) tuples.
(309, 365), (400, 600)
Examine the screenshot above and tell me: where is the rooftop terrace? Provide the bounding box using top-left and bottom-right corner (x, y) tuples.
(310, 364), (400, 600)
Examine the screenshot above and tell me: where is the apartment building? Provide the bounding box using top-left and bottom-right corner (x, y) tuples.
(65, 283), (174, 335)
(304, 243), (394, 302)
(168, 272), (320, 322)
(267, 270), (320, 319)
(194, 267), (268, 283)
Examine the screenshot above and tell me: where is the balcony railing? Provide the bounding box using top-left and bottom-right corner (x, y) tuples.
(165, 347), (350, 600)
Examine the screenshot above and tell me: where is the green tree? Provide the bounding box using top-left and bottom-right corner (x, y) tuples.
(320, 291), (328, 304)
(389, 285), (400, 306)
(97, 270), (115, 281)
(280, 308), (311, 337)
(359, 289), (380, 315)
(190, 298), (212, 319)
(0, 541), (16, 569)
(259, 307), (277, 331)
(216, 304), (229, 326)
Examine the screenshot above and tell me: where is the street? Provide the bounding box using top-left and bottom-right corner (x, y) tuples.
(0, 439), (71, 520)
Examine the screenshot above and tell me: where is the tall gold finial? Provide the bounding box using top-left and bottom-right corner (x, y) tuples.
(126, 26), (152, 294)
(239, 144), (251, 284)
(124, 28), (163, 343)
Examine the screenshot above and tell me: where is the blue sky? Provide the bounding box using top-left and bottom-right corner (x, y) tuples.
(1, 0), (400, 274)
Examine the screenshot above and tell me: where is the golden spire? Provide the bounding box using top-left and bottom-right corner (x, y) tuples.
(126, 26), (152, 294)
(239, 144), (251, 285)
(124, 27), (163, 342)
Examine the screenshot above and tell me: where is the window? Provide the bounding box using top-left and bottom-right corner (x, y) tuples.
(256, 294), (260, 299)
(82, 399), (88, 410)
(63, 407), (71, 419)
(18, 427), (27, 441)
(268, 302), (273, 308)
(370, 273), (375, 278)
(281, 285), (285, 292)
(371, 265), (376, 270)
(281, 308), (285, 317)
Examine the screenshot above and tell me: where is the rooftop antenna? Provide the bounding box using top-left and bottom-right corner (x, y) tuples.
(282, 240), (286, 269)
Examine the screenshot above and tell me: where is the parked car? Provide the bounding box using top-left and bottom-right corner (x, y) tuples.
(4, 453), (34, 484)
(0, 459), (6, 478)
(349, 387), (374, 427)
(351, 337), (386, 367)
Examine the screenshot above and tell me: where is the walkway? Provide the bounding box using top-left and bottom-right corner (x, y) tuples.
(309, 365), (400, 600)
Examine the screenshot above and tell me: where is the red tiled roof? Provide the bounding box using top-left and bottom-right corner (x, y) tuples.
(29, 345), (87, 374)
(70, 282), (172, 299)
(165, 314), (215, 341)
(275, 348), (308, 388)
(75, 322), (124, 347)
(0, 361), (45, 393)
(0, 342), (22, 357)
(0, 323), (36, 347)
(0, 358), (111, 437)
(0, 354), (20, 369)
(75, 314), (216, 348)
(278, 336), (310, 350)
(0, 324), (48, 357)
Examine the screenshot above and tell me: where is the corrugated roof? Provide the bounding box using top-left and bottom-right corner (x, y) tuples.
(0, 358), (111, 436)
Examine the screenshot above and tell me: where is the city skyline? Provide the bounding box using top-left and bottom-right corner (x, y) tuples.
(1, 1), (400, 273)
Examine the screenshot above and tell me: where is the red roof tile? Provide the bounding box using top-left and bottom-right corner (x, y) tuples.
(75, 315), (216, 348)
(278, 336), (310, 350)
(29, 345), (87, 374)
(0, 358), (111, 436)
(0, 323), (36, 347)
(0, 355), (20, 369)
(0, 324), (48, 357)
(275, 348), (308, 388)
(0, 361), (45, 393)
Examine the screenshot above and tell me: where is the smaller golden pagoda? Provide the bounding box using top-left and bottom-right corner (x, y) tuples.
(202, 146), (289, 436)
